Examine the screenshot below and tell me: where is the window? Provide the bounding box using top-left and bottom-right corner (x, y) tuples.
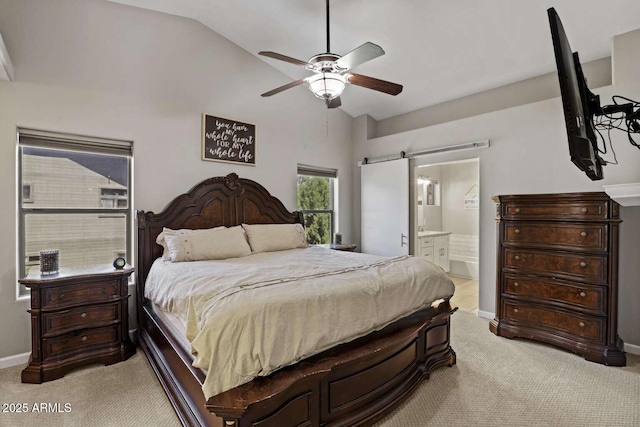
(18, 129), (133, 297)
(296, 165), (338, 245)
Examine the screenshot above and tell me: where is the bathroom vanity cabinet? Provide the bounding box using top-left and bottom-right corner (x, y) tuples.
(418, 231), (450, 272)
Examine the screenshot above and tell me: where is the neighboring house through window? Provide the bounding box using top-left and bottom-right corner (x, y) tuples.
(296, 164), (338, 245)
(17, 129), (133, 297)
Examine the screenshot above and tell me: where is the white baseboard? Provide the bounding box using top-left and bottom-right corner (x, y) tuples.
(477, 310), (495, 320)
(0, 352), (30, 370)
(624, 342), (640, 355)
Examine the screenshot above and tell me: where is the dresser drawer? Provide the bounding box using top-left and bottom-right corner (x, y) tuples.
(502, 300), (605, 342)
(503, 200), (608, 221)
(504, 222), (607, 252)
(42, 303), (121, 337)
(42, 280), (121, 309)
(504, 249), (606, 284)
(503, 275), (605, 315)
(43, 326), (120, 359)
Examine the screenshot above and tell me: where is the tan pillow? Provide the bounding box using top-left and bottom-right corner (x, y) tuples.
(162, 226), (250, 262)
(242, 223), (308, 253)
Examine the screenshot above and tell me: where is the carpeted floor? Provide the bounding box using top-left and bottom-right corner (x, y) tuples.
(0, 311), (638, 426)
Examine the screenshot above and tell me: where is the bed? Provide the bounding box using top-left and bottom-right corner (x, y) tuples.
(136, 173), (457, 427)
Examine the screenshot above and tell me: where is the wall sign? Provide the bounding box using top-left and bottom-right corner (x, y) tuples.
(202, 114), (256, 166)
(464, 184), (479, 210)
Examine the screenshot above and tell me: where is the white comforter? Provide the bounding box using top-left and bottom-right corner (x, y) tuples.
(145, 246), (455, 400)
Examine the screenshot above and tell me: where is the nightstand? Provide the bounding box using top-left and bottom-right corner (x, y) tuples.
(317, 243), (358, 252)
(20, 265), (136, 383)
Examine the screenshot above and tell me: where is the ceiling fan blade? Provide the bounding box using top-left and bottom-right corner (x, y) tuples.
(261, 79), (307, 97)
(258, 51), (313, 68)
(326, 96), (342, 109)
(347, 73), (403, 96)
(335, 42), (385, 71)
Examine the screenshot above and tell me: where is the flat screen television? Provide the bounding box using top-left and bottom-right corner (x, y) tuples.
(548, 7), (605, 180)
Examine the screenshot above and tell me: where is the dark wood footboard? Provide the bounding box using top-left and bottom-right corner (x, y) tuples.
(139, 300), (456, 427)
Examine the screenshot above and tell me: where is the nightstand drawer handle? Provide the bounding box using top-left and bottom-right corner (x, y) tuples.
(81, 312), (87, 318)
(579, 322), (585, 328)
(581, 208), (588, 213)
(515, 208), (521, 213)
(579, 292), (586, 298)
(59, 294), (65, 300)
(514, 308), (519, 313)
(81, 336), (87, 341)
(580, 262), (587, 268)
(514, 229), (520, 234)
(580, 231), (587, 237)
(515, 255), (520, 261)
(514, 282), (519, 287)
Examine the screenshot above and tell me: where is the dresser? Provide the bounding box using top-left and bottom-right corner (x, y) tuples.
(490, 192), (625, 366)
(20, 266), (136, 383)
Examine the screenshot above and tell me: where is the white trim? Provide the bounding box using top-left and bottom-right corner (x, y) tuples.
(0, 352), (30, 369)
(0, 33), (14, 81)
(624, 342), (640, 355)
(603, 182), (640, 207)
(477, 310), (495, 320)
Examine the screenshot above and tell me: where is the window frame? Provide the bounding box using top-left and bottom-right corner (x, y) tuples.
(296, 165), (338, 245)
(17, 129), (133, 299)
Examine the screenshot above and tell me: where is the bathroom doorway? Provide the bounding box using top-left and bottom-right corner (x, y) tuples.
(414, 158), (479, 314)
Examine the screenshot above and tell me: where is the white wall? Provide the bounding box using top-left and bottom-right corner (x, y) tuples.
(354, 29), (640, 347)
(0, 0), (354, 358)
(441, 161), (479, 237)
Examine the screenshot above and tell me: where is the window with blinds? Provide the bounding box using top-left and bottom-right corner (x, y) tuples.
(296, 164), (338, 245)
(17, 129), (133, 297)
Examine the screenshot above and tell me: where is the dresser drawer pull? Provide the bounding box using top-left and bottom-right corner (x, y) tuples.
(59, 294), (65, 300)
(515, 208), (521, 213)
(580, 262), (587, 268)
(579, 292), (586, 298)
(80, 312), (87, 318)
(514, 308), (519, 313)
(514, 229), (520, 234)
(579, 322), (585, 328)
(581, 208), (588, 213)
(515, 255), (520, 261)
(81, 336), (87, 341)
(514, 282), (520, 287)
(580, 231), (587, 237)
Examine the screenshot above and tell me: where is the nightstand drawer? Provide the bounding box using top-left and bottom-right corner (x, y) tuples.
(43, 326), (120, 359)
(503, 200), (608, 221)
(504, 222), (607, 251)
(42, 303), (121, 337)
(503, 275), (605, 315)
(43, 280), (121, 309)
(502, 301), (604, 342)
(504, 249), (606, 284)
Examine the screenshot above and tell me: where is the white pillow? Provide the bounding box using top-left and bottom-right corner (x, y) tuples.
(242, 223), (308, 253)
(161, 226), (251, 262)
(157, 226), (227, 260)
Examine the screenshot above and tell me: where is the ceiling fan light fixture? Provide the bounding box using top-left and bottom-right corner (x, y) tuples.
(307, 72), (346, 100)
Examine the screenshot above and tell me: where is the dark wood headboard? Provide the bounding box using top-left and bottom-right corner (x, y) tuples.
(135, 173), (303, 315)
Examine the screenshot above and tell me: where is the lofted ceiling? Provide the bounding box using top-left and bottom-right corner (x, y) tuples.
(108, 0), (640, 121)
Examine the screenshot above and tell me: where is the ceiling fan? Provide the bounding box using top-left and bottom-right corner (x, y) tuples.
(259, 0), (403, 109)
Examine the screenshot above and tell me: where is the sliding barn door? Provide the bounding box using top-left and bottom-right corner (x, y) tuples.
(361, 158), (409, 256)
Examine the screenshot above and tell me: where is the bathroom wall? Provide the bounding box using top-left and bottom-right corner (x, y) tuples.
(416, 164), (442, 231)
